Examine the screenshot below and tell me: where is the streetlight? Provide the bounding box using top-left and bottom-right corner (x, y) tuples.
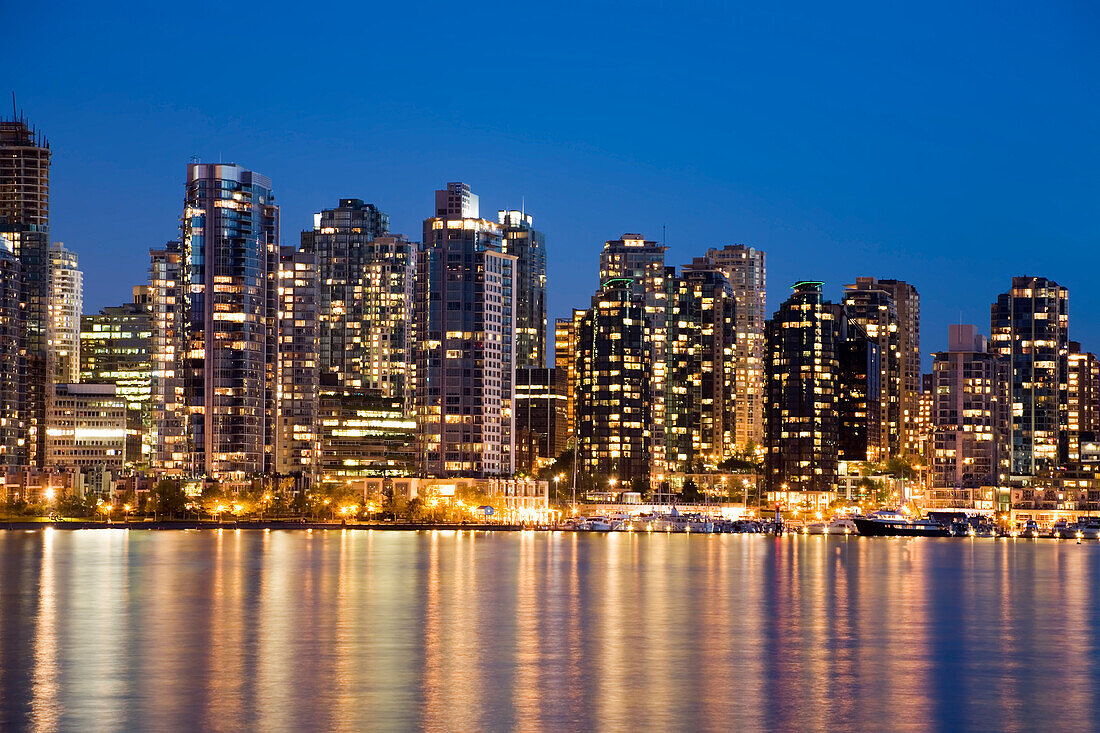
(123, 503), (132, 524)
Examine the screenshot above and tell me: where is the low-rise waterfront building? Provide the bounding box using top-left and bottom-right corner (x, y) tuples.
(45, 383), (126, 471)
(80, 287), (155, 467)
(318, 377), (415, 480)
(353, 476), (550, 519)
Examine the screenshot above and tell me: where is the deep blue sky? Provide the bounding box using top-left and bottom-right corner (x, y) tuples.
(8, 1), (1100, 368)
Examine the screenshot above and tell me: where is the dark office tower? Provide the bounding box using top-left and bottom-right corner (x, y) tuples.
(666, 264), (737, 472)
(575, 278), (652, 488)
(990, 276), (1069, 476)
(0, 234), (24, 465)
(838, 333), (881, 463)
(843, 278), (900, 460)
(300, 199), (412, 399)
(275, 248), (320, 479)
(499, 210), (547, 369)
(598, 234), (668, 479)
(764, 282), (878, 495)
(415, 183), (516, 477)
(179, 163), (280, 480)
(929, 325), (1011, 509)
(1067, 341), (1100, 463)
(80, 287), (156, 467)
(1, 117), (52, 468)
(514, 366), (567, 472)
(697, 244), (767, 450)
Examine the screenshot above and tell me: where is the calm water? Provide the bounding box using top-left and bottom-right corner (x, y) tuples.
(1, 529), (1099, 731)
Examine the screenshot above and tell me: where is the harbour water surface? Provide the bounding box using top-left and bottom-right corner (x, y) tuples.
(1, 529), (1099, 731)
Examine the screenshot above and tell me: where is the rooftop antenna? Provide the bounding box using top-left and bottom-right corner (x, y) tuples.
(11, 92), (16, 120)
(662, 224), (667, 246)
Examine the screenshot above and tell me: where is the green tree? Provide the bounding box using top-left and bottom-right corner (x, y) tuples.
(682, 480), (705, 503)
(153, 479), (188, 517)
(884, 456), (915, 480)
(57, 492), (94, 518)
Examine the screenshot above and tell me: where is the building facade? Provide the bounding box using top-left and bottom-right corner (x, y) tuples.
(275, 247), (320, 478)
(178, 163), (280, 480)
(0, 233), (23, 465)
(929, 325), (1011, 509)
(318, 376), (415, 481)
(666, 265), (737, 472)
(80, 288), (155, 467)
(45, 383), (126, 471)
(1, 117), (52, 467)
(499, 210), (547, 369)
(698, 245), (766, 451)
(514, 366), (567, 472)
(49, 242), (82, 384)
(553, 311), (585, 441)
(1067, 341), (1100, 464)
(415, 183), (516, 477)
(990, 276), (1069, 476)
(300, 200), (414, 399)
(575, 278), (652, 488)
(875, 280), (921, 456)
(598, 234), (668, 478)
(842, 278), (899, 460)
(764, 281), (878, 496)
(150, 241), (185, 474)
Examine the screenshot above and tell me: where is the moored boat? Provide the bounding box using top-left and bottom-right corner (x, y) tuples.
(1052, 520), (1079, 540)
(1079, 517), (1100, 540)
(827, 518), (857, 535)
(853, 510), (951, 537)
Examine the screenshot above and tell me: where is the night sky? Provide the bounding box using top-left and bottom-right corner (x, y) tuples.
(9, 1), (1099, 368)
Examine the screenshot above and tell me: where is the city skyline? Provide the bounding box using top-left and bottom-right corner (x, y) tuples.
(19, 144), (1100, 370)
(9, 1), (1098, 369)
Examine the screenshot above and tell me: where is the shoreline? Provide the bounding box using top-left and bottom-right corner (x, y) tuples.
(0, 520), (539, 531)
(0, 520), (1095, 540)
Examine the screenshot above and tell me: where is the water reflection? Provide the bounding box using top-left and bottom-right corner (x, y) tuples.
(1, 531), (1099, 730)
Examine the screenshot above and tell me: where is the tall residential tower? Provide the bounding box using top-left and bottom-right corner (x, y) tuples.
(990, 276), (1068, 476)
(300, 199), (414, 399)
(49, 242), (82, 384)
(499, 209), (547, 369)
(0, 116), (52, 466)
(178, 163), (280, 479)
(698, 245), (766, 451)
(414, 183), (516, 477)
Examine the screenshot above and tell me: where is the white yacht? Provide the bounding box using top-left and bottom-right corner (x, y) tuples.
(584, 517), (613, 531)
(827, 518), (858, 535)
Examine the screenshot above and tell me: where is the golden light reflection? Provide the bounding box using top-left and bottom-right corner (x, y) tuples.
(0, 532), (1097, 729)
